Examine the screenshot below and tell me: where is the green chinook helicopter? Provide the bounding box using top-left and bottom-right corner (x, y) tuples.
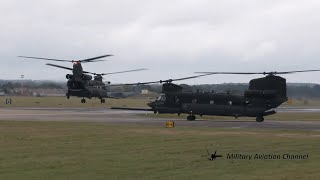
(112, 69), (320, 122)
(18, 55), (147, 103)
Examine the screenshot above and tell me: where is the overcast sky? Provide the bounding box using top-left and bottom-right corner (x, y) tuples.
(1, 0), (320, 84)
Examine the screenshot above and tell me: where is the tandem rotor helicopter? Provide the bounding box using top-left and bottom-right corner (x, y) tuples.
(18, 55), (147, 103)
(112, 69), (320, 122)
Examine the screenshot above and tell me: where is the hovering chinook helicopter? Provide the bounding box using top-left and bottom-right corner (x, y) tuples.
(112, 69), (320, 122)
(18, 55), (147, 103)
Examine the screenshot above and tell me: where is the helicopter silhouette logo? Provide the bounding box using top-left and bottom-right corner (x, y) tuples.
(202, 147), (223, 161)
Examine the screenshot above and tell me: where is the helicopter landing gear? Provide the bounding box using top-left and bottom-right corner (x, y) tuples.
(66, 94), (70, 99)
(81, 98), (86, 103)
(256, 116), (264, 122)
(100, 99), (106, 103)
(187, 115), (196, 121)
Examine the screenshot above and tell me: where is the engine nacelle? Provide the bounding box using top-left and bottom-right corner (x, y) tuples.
(82, 74), (92, 81)
(66, 74), (73, 79)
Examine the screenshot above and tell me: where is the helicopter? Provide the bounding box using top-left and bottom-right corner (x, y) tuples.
(111, 69), (320, 122)
(201, 148), (223, 161)
(18, 55), (147, 103)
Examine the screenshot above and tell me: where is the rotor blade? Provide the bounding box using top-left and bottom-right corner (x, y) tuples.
(46, 63), (97, 74)
(46, 63), (73, 71)
(170, 74), (217, 81)
(83, 70), (97, 74)
(106, 81), (160, 86)
(111, 74), (212, 86)
(122, 80), (166, 86)
(274, 69), (320, 74)
(81, 54), (113, 62)
(111, 107), (153, 111)
(81, 59), (108, 63)
(98, 68), (148, 76)
(195, 72), (264, 75)
(106, 80), (161, 86)
(195, 69), (320, 75)
(18, 56), (72, 62)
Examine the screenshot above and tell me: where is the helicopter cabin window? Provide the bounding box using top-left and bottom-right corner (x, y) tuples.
(210, 100), (214, 104)
(173, 96), (180, 103)
(157, 94), (166, 101)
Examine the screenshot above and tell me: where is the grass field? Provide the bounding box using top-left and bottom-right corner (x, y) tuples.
(0, 96), (151, 108)
(142, 112), (320, 121)
(0, 121), (319, 180)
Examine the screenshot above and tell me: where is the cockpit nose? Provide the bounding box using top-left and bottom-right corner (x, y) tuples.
(147, 101), (155, 108)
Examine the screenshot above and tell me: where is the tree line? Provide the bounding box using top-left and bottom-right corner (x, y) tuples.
(0, 80), (319, 99)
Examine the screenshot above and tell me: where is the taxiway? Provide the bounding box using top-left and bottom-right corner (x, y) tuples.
(0, 107), (319, 131)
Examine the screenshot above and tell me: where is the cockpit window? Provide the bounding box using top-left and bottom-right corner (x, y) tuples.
(157, 93), (166, 101)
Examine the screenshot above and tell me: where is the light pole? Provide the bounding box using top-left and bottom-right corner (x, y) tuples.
(21, 75), (24, 95)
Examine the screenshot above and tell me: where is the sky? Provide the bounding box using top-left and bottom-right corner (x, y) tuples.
(0, 0), (320, 84)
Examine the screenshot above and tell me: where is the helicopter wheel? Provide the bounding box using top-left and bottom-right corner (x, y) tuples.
(81, 98), (86, 103)
(101, 99), (106, 103)
(256, 116), (264, 122)
(187, 115), (196, 121)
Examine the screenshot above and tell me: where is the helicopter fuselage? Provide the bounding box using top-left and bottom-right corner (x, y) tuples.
(149, 91), (287, 119)
(147, 76), (288, 122)
(65, 62), (109, 103)
(66, 78), (108, 98)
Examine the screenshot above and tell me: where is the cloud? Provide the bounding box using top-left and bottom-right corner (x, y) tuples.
(0, 0), (320, 83)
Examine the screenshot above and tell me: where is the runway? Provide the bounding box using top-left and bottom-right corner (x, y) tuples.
(0, 107), (320, 131)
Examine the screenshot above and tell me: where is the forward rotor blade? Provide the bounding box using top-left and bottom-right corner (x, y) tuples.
(195, 72), (263, 75)
(170, 74), (216, 81)
(46, 63), (73, 71)
(81, 59), (108, 63)
(98, 68), (148, 76)
(83, 71), (97, 74)
(120, 80), (162, 86)
(81, 54), (113, 62)
(18, 56), (72, 62)
(117, 74), (212, 86)
(46, 63), (97, 74)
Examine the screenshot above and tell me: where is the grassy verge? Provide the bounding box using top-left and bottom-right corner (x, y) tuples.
(0, 96), (151, 108)
(1, 96), (320, 109)
(0, 121), (319, 180)
(140, 112), (320, 121)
